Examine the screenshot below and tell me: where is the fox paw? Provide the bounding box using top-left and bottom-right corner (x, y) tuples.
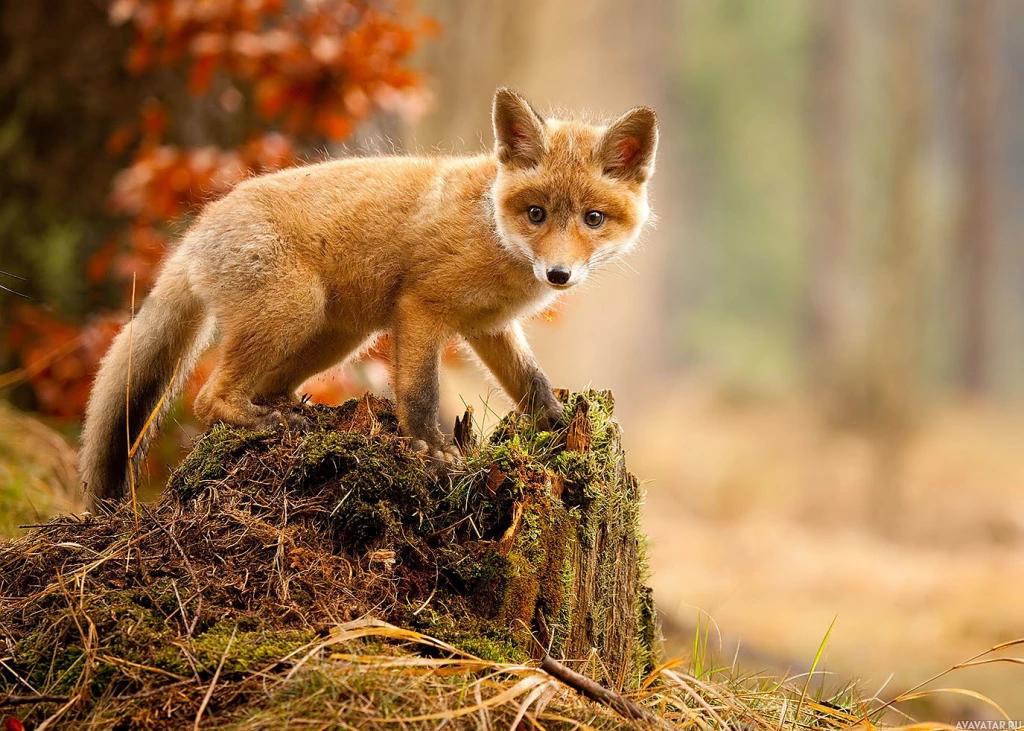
(535, 403), (564, 432)
(258, 409), (311, 432)
(409, 439), (463, 478)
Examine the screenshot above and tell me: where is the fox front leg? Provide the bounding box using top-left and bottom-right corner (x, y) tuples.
(464, 322), (563, 430)
(393, 296), (461, 468)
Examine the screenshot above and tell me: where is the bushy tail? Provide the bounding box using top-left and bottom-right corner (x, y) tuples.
(80, 256), (210, 511)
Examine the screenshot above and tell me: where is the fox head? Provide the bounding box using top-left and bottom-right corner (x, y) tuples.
(490, 87), (658, 290)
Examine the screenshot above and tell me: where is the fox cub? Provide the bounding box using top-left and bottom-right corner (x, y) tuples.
(80, 88), (659, 508)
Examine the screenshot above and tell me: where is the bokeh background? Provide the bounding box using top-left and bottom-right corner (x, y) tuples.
(2, 0), (1022, 719)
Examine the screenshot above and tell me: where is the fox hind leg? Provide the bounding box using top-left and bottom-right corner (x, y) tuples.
(194, 333), (307, 431)
(254, 328), (365, 410)
(194, 278), (333, 431)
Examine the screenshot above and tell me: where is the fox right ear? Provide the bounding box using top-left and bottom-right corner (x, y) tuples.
(598, 106), (659, 184)
(493, 88), (547, 168)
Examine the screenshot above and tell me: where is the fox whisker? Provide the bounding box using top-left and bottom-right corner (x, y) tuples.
(0, 271), (29, 298)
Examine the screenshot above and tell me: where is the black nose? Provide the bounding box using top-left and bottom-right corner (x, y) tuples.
(546, 266), (571, 285)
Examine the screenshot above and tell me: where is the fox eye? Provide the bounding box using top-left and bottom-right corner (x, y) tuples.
(527, 206), (546, 224)
(584, 210), (605, 228)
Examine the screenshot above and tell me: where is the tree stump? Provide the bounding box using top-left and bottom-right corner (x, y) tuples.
(466, 388), (658, 690)
(1, 390), (659, 728)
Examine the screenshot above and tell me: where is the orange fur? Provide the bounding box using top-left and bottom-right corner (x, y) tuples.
(79, 88), (659, 508)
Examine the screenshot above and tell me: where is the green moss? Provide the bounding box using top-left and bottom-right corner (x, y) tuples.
(637, 586), (659, 679)
(296, 431), (433, 553)
(450, 636), (524, 663)
(12, 630), (85, 697)
(408, 609), (527, 664)
(534, 511), (577, 649)
(548, 549), (578, 657)
(191, 622), (316, 675)
(169, 424), (271, 500)
(11, 582), (190, 697)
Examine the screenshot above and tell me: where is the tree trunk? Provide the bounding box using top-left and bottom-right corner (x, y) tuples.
(864, 0), (929, 531)
(457, 390), (658, 690)
(956, 0), (1000, 395)
(803, 0), (853, 411)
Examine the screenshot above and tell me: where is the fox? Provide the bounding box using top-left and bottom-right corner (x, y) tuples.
(79, 87), (659, 510)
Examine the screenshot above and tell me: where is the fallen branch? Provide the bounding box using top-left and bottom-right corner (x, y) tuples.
(540, 655), (650, 724)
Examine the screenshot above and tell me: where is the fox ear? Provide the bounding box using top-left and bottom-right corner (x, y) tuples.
(493, 87), (547, 168)
(598, 107), (659, 183)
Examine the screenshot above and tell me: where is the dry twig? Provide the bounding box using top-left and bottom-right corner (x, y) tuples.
(540, 654), (650, 724)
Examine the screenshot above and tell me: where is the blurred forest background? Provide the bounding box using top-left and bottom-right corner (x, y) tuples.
(2, 0), (1023, 720)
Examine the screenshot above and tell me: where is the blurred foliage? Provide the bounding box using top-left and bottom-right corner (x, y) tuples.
(669, 0), (1019, 403)
(1, 0), (434, 420)
(0, 402), (81, 537)
(671, 0), (808, 392)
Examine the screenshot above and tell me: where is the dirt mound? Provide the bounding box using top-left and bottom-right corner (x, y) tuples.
(0, 391), (657, 729)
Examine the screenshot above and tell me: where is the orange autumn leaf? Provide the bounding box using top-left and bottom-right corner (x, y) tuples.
(105, 123), (137, 156)
(187, 53), (219, 95)
(317, 109), (353, 140)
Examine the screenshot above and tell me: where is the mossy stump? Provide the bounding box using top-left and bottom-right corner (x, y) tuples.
(0, 390), (658, 727)
(442, 389), (657, 689)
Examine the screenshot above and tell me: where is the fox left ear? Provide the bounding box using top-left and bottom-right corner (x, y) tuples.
(598, 107), (659, 183)
(493, 87), (547, 168)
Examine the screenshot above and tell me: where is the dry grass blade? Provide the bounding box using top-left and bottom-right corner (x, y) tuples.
(283, 623), (480, 684)
(383, 673), (548, 723)
(0, 694), (70, 707)
(321, 654), (502, 671)
(128, 356), (182, 459)
(508, 679), (557, 731)
(660, 668), (728, 731)
(891, 688), (1009, 718)
(126, 272), (138, 526)
(864, 637), (1024, 721)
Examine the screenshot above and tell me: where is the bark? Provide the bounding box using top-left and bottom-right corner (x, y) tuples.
(956, 0), (1000, 395)
(803, 0), (853, 400)
(864, 0), (929, 531)
(480, 390), (658, 691)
